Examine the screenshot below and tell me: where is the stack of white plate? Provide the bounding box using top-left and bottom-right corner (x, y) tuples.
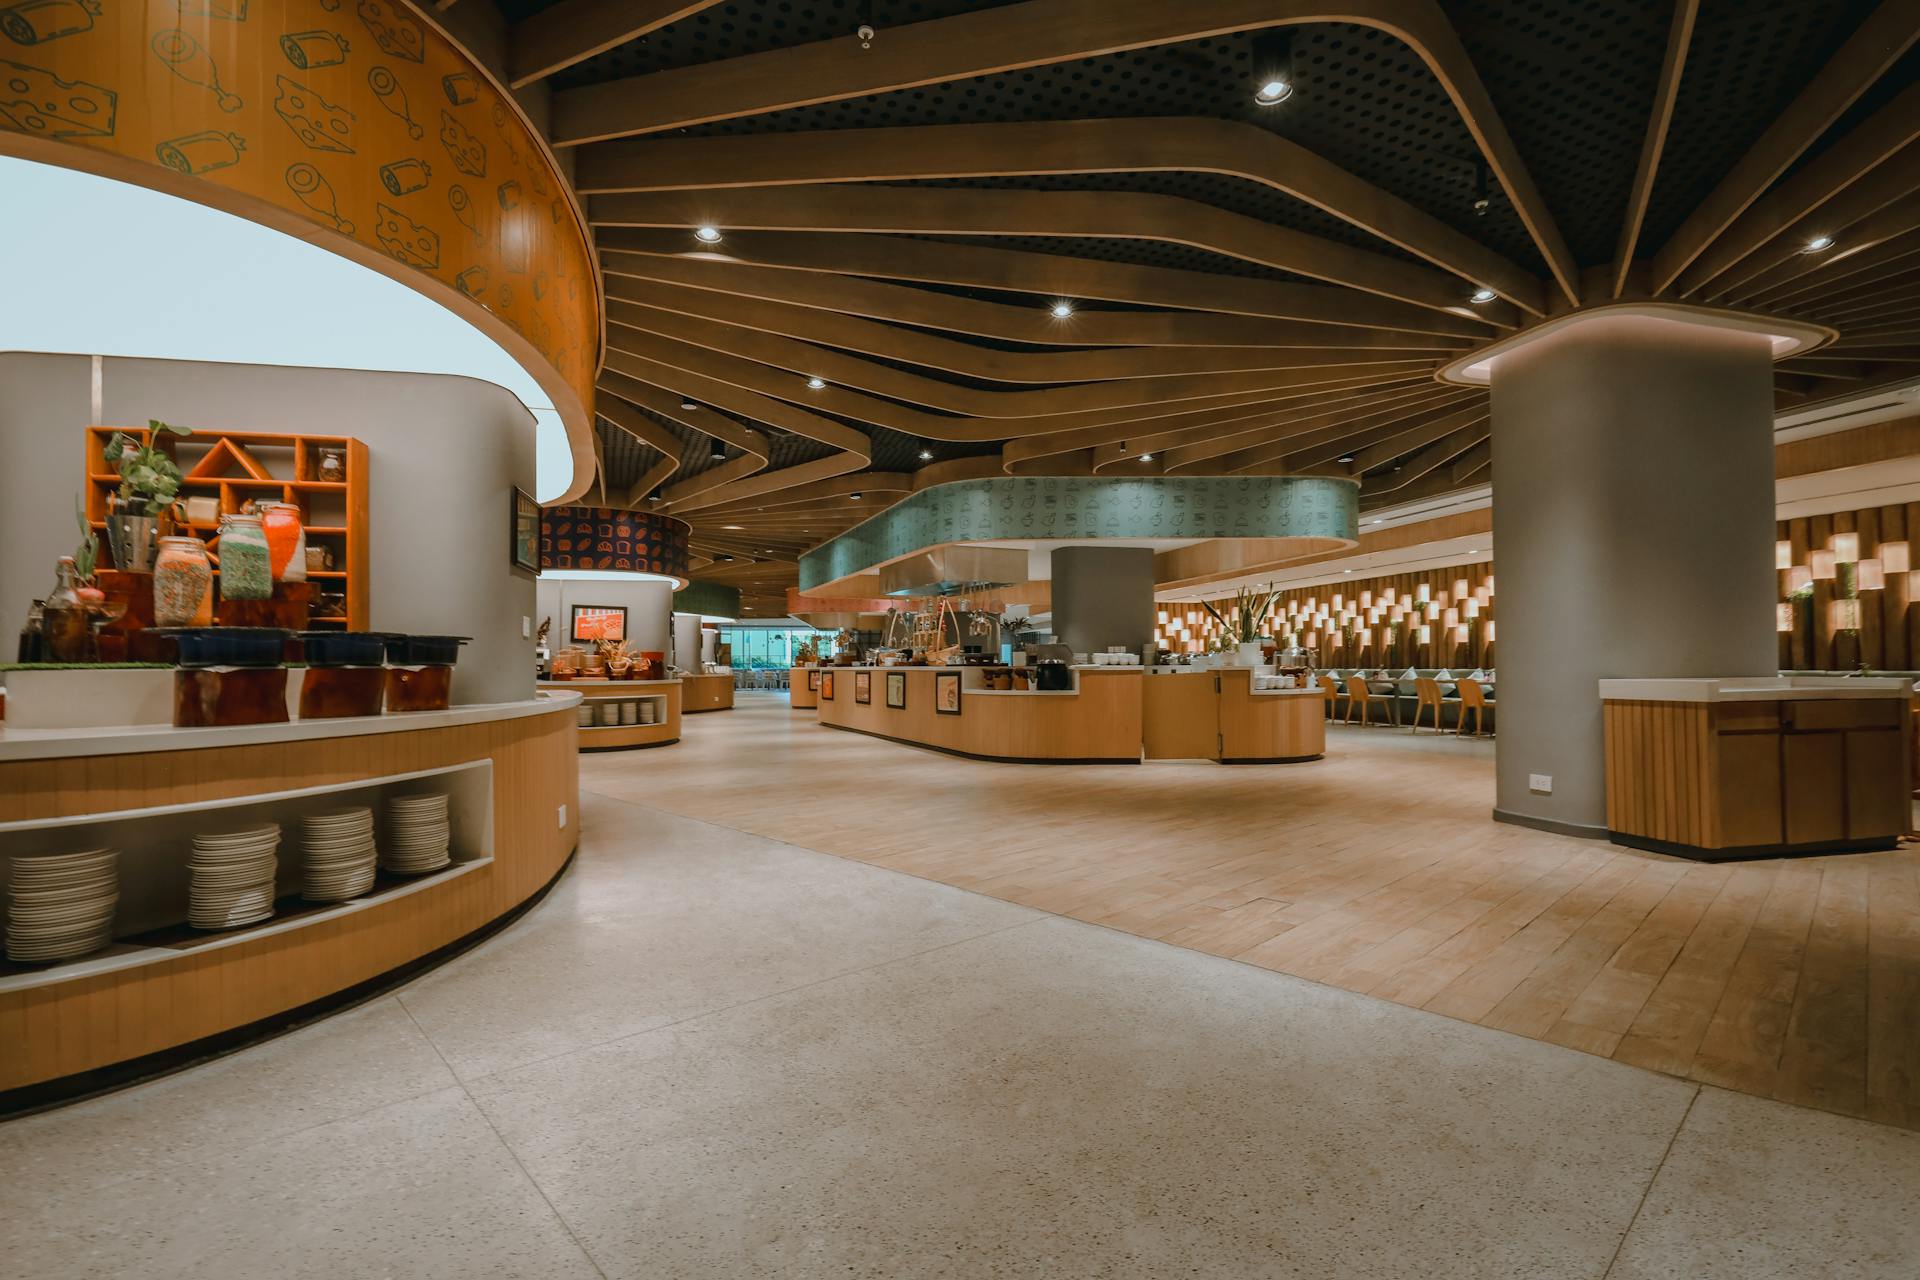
(6, 848), (119, 962)
(384, 794), (451, 874)
(301, 807), (377, 902)
(189, 823), (280, 929)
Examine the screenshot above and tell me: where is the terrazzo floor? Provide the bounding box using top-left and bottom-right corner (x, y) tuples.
(3, 706), (1917, 1277)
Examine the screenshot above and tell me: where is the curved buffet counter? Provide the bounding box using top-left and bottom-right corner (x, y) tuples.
(0, 692), (580, 1108)
(1144, 669), (1328, 763)
(539, 678), (681, 751)
(681, 672), (737, 713)
(788, 667), (819, 709)
(815, 666), (1144, 763)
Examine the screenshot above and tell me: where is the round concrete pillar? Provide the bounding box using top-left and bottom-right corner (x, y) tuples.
(1051, 545), (1156, 659)
(1487, 313), (1782, 835)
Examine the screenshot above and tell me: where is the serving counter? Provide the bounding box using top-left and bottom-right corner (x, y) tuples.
(538, 678), (680, 751)
(789, 667), (818, 709)
(815, 665), (1143, 763)
(681, 672), (736, 713)
(1600, 677), (1910, 860)
(0, 692), (580, 1107)
(1143, 669), (1326, 762)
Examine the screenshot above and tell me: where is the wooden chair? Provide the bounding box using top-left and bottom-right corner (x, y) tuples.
(1345, 674), (1389, 726)
(1318, 673), (1346, 720)
(1411, 677), (1446, 732)
(1456, 678), (1491, 737)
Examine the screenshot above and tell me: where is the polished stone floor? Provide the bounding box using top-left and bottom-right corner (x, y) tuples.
(3, 698), (1917, 1278)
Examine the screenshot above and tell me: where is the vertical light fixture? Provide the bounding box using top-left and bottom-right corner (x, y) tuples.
(1810, 550), (1837, 580)
(1858, 558), (1886, 590)
(1831, 532), (1860, 563)
(1777, 603), (1793, 632)
(1483, 620), (1496, 643)
(1831, 598), (1862, 631)
(1883, 542), (1910, 575)
(1787, 565), (1812, 593)
(1775, 540), (1793, 569)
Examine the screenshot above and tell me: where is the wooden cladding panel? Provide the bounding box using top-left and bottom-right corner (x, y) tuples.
(0, 708), (579, 1092)
(1215, 672), (1327, 761)
(1780, 501), (1920, 671)
(1247, 559), (1495, 671)
(1604, 700), (1720, 848)
(681, 674), (736, 712)
(816, 669), (1142, 761)
(1142, 673), (1218, 760)
(788, 668), (819, 708)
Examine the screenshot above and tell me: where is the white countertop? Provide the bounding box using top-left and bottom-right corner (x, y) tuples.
(0, 691), (581, 762)
(1598, 676), (1911, 703)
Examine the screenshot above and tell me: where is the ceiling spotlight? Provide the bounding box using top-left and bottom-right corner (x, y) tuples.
(1251, 32), (1295, 106)
(709, 439), (726, 460)
(1472, 159), (1491, 217)
(1343, 569), (1353, 574)
(693, 225), (723, 244)
(1803, 234), (1835, 253)
(718, 553), (734, 561)
(721, 524), (744, 530)
(1337, 454), (1355, 463)
(1469, 287), (1498, 304)
(1049, 301), (1074, 319)
(918, 447), (934, 461)
(680, 398), (699, 411)
(1139, 453), (1154, 462)
(848, 492), (863, 501)
(806, 376), (826, 390)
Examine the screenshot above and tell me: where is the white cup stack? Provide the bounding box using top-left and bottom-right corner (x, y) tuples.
(301, 807), (378, 902)
(383, 794), (452, 874)
(189, 823), (280, 930)
(6, 848), (119, 962)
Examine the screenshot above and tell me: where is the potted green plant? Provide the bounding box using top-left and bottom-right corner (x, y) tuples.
(102, 420), (192, 570)
(1201, 583), (1282, 667)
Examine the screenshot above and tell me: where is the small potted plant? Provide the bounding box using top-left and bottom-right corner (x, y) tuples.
(1202, 583), (1282, 667)
(102, 420), (192, 571)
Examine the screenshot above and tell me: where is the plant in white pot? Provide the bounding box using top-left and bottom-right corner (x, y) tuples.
(1202, 583), (1282, 667)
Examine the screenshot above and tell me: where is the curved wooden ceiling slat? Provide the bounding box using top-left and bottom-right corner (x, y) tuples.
(576, 117), (1544, 313)
(1705, 155), (1920, 304)
(600, 247), (1471, 349)
(589, 185), (1510, 322)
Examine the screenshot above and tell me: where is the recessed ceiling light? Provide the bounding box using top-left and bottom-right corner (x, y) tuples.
(806, 376), (826, 390)
(680, 399), (698, 411)
(1251, 32), (1295, 106)
(1139, 453), (1154, 462)
(1255, 78), (1293, 106)
(1343, 569), (1353, 574)
(1050, 301), (1074, 319)
(848, 492), (862, 500)
(1337, 454), (1355, 463)
(1803, 234), (1834, 253)
(918, 448), (934, 461)
(709, 439), (725, 460)
(721, 524), (743, 530)
(1469, 287), (1498, 304)
(693, 225), (723, 244)
(718, 553), (733, 561)
(1368, 518), (1384, 525)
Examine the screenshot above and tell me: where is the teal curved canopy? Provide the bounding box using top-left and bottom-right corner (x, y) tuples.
(800, 476), (1358, 591)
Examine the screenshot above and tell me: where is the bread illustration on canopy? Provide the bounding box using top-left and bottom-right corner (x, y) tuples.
(0, 58), (115, 138)
(275, 74), (355, 154)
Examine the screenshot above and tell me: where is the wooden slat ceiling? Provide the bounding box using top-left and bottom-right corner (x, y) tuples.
(493, 0), (1920, 614)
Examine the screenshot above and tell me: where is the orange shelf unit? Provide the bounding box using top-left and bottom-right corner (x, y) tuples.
(85, 427), (370, 630)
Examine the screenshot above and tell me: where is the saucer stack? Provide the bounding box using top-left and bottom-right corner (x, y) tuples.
(189, 823), (280, 930)
(300, 808), (377, 902)
(383, 794), (451, 874)
(6, 848), (119, 962)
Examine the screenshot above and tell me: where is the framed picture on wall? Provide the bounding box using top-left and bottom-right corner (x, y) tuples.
(511, 487), (539, 572)
(854, 671), (871, 704)
(934, 671), (961, 716)
(885, 670), (906, 709)
(807, 669), (820, 692)
(571, 605), (627, 643)
(821, 671), (835, 701)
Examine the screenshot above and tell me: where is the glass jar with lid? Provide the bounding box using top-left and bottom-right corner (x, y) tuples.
(218, 512), (272, 601)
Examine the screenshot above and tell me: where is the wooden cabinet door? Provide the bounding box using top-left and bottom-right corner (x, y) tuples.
(1845, 727), (1908, 840)
(1783, 732), (1847, 846)
(1716, 732), (1784, 848)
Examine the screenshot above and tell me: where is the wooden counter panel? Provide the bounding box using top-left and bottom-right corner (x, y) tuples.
(0, 708), (579, 1093)
(682, 674), (736, 713)
(818, 669), (1141, 762)
(789, 669), (819, 709)
(1143, 674), (1217, 760)
(1216, 672), (1326, 762)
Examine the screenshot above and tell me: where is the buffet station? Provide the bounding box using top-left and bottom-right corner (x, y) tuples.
(0, 424), (579, 1109)
(1601, 677), (1911, 860)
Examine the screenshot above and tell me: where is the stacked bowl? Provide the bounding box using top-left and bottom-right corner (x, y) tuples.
(301, 807), (377, 902)
(6, 848), (119, 962)
(189, 823), (280, 929)
(383, 794), (451, 874)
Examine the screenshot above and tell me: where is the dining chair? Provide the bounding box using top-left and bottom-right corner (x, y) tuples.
(1456, 678), (1491, 737)
(1318, 673), (1346, 721)
(1411, 677), (1447, 732)
(1345, 675), (1389, 727)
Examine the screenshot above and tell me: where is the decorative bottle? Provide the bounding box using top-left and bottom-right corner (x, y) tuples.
(154, 536), (214, 627)
(42, 557), (89, 662)
(217, 512), (272, 601)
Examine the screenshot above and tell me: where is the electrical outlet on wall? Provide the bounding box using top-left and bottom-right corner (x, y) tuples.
(1529, 774), (1553, 794)
(557, 803), (567, 828)
(522, 616), (531, 638)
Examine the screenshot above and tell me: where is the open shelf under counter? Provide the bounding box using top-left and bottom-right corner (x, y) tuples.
(539, 678), (680, 751)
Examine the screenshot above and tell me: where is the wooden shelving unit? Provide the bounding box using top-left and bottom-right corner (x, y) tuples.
(84, 427), (370, 629)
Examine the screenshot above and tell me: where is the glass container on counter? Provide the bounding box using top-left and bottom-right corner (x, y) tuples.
(154, 536), (214, 627)
(41, 556), (89, 662)
(217, 512), (272, 601)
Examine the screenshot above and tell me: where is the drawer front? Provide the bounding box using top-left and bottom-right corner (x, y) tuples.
(1785, 698), (1903, 731)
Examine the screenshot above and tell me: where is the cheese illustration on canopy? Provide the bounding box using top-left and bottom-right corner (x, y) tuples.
(356, 0), (422, 63)
(374, 202), (439, 269)
(274, 73), (354, 153)
(438, 108), (485, 177)
(0, 58), (115, 138)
